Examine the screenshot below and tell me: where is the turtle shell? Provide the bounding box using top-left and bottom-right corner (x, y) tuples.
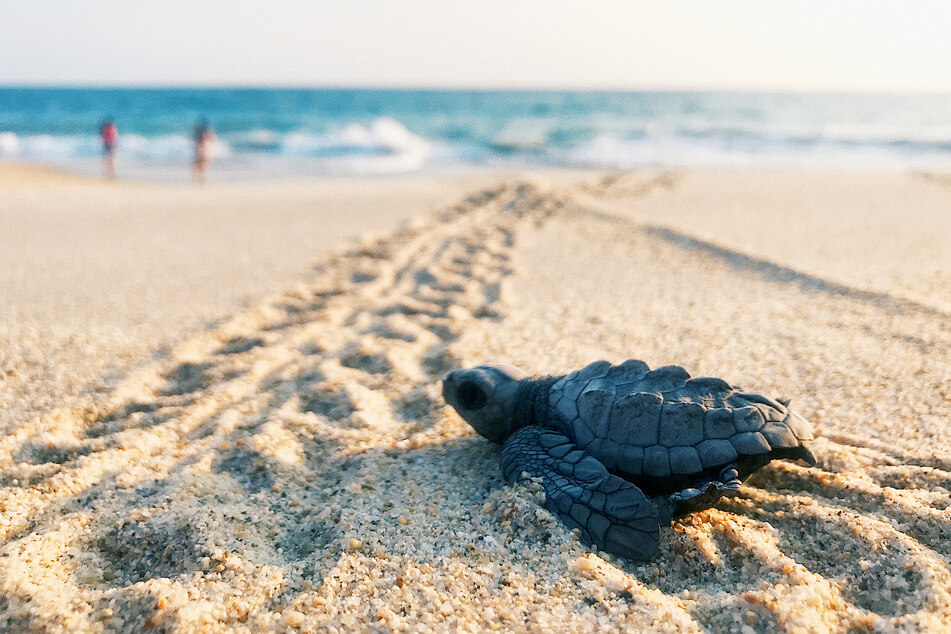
(546, 360), (815, 481)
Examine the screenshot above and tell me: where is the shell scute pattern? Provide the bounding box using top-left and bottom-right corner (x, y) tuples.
(554, 371), (588, 424)
(735, 391), (787, 414)
(668, 446), (704, 475)
(703, 409), (735, 439)
(726, 392), (789, 425)
(732, 406), (766, 433)
(552, 361), (806, 466)
(585, 438), (604, 458)
(606, 359), (650, 385)
(598, 439), (622, 471)
(755, 403), (786, 422)
(643, 445), (670, 478)
(577, 379), (615, 440)
(573, 421), (595, 448)
(548, 384), (565, 409)
(577, 360), (612, 381)
(696, 438), (738, 468)
(618, 445), (644, 475)
(640, 365), (691, 393)
(551, 371), (578, 405)
(785, 411), (814, 440)
(683, 376), (733, 397)
(731, 431), (771, 455)
(610, 392), (662, 447)
(665, 378), (732, 409)
(606, 397), (637, 444)
(555, 391), (580, 427)
(761, 422), (798, 449)
(657, 401), (705, 447)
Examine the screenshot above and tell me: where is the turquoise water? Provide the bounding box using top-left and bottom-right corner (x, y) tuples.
(2, 87), (951, 179)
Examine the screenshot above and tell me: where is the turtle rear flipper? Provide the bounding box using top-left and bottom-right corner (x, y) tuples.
(501, 425), (661, 560)
(666, 465), (743, 518)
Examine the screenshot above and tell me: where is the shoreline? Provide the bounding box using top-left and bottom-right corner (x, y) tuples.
(4, 158), (950, 188)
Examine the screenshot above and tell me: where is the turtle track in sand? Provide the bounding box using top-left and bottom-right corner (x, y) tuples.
(1, 176), (950, 632)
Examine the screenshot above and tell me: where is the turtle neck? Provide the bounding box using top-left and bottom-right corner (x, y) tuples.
(510, 375), (560, 435)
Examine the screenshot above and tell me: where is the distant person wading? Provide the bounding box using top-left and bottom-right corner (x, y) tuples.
(193, 120), (216, 183)
(99, 119), (118, 180)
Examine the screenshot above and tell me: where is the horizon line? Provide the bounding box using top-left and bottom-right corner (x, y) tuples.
(2, 81), (950, 96)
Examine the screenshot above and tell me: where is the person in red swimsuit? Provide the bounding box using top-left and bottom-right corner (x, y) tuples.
(100, 119), (118, 180)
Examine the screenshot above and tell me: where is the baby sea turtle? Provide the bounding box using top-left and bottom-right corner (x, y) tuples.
(442, 360), (816, 560)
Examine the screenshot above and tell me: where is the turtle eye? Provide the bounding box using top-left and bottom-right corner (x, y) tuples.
(456, 380), (488, 410)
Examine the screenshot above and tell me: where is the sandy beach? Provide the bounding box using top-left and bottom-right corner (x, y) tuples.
(1, 166), (950, 632)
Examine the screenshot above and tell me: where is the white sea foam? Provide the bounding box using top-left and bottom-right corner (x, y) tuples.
(0, 132), (233, 163)
(491, 120), (549, 153)
(276, 118), (432, 173)
(232, 129), (281, 149)
(280, 118), (430, 156)
(557, 130), (951, 170)
(0, 119), (432, 176)
(16, 134), (98, 159)
(120, 134), (192, 159)
(0, 132), (21, 156)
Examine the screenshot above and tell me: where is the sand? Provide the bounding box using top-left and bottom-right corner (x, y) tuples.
(1, 167), (949, 632)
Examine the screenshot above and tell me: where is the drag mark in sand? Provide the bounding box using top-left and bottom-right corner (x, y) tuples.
(641, 224), (951, 321)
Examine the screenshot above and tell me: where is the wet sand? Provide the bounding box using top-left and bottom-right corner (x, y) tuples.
(1, 167), (949, 632)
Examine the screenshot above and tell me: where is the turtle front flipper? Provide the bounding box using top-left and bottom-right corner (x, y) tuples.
(500, 425), (662, 560)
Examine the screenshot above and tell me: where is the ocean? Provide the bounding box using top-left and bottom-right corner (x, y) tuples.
(2, 87), (951, 180)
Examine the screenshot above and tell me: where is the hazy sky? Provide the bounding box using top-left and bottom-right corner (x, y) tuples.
(3, 0), (950, 91)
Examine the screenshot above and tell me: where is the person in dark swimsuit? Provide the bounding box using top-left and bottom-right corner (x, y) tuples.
(193, 119), (216, 184)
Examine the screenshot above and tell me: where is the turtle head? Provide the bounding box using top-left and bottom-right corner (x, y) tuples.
(442, 365), (528, 443)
